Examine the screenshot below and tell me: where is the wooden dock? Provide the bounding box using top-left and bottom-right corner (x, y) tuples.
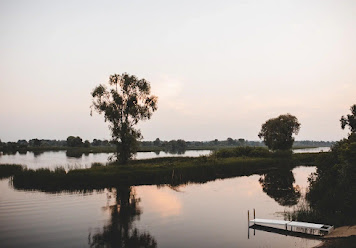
(248, 210), (334, 236)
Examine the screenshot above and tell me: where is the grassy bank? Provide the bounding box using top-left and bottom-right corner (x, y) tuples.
(10, 149), (322, 192)
(12, 156), (278, 191)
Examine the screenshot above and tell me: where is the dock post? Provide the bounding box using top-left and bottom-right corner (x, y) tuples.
(253, 208), (255, 219)
(247, 210), (250, 239)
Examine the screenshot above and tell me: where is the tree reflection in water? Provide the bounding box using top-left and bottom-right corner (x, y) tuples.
(259, 169), (301, 206)
(89, 186), (157, 248)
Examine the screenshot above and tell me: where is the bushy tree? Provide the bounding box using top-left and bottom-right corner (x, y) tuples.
(91, 73), (158, 164)
(340, 104), (356, 133)
(153, 138), (161, 147)
(163, 139), (187, 154)
(306, 133), (356, 224)
(30, 138), (42, 147)
(84, 140), (91, 148)
(66, 136), (83, 147)
(258, 114), (300, 151)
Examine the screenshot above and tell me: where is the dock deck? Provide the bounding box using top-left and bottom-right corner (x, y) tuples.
(250, 218), (334, 235)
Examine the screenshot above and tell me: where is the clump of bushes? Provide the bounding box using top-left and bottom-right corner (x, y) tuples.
(212, 146), (272, 158)
(301, 133), (356, 225)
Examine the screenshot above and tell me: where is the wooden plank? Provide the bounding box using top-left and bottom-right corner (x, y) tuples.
(288, 221), (324, 229)
(250, 218), (290, 226)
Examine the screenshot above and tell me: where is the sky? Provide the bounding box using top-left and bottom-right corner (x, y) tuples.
(0, 0), (355, 142)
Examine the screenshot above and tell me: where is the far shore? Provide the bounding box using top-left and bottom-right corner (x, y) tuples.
(0, 144), (324, 154)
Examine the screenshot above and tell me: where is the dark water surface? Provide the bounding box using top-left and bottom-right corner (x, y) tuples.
(0, 166), (321, 248)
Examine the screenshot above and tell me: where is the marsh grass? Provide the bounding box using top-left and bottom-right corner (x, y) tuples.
(285, 195), (355, 227)
(10, 148), (322, 192)
(284, 198), (323, 223)
(0, 164), (24, 179)
(12, 155), (298, 192)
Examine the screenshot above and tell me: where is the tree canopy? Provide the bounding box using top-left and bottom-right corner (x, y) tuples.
(340, 104), (356, 133)
(258, 114), (300, 151)
(66, 136), (83, 147)
(91, 73), (158, 164)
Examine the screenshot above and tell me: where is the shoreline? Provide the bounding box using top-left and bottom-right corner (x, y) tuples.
(314, 226), (356, 248)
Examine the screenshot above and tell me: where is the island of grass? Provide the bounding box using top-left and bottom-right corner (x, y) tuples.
(1, 147), (322, 192)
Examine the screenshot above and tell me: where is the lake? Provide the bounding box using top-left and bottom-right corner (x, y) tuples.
(0, 164), (321, 248)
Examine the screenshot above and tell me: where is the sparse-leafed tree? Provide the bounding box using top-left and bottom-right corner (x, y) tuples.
(258, 114), (300, 151)
(340, 104), (356, 133)
(91, 73), (158, 164)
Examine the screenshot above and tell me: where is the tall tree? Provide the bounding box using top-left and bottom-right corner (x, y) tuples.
(340, 104), (356, 133)
(91, 73), (158, 164)
(258, 114), (300, 151)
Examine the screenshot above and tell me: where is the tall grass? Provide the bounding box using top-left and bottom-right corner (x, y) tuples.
(212, 146), (272, 158)
(12, 156), (282, 192)
(10, 150), (323, 193)
(0, 164), (24, 179)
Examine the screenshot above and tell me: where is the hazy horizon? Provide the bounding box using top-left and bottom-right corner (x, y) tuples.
(1, 0), (355, 142)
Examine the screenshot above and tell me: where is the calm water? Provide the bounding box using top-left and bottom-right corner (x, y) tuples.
(0, 166), (321, 248)
(293, 147), (330, 153)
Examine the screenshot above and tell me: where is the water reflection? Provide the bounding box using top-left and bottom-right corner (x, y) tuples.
(89, 186), (157, 248)
(66, 150), (83, 158)
(259, 169), (301, 206)
(33, 150), (44, 157)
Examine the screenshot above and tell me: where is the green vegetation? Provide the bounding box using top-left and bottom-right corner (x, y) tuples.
(11, 157), (275, 191)
(66, 136), (84, 147)
(212, 146), (272, 158)
(303, 133), (356, 225)
(91, 73), (158, 164)
(289, 104), (356, 226)
(340, 104), (356, 133)
(258, 114), (301, 151)
(9, 148), (321, 192)
(0, 164), (23, 179)
(0, 137), (333, 154)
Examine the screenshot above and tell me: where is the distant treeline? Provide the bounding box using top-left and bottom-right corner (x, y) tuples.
(0, 136), (334, 153)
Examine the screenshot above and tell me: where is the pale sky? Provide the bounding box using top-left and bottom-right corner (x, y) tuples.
(0, 0), (355, 142)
